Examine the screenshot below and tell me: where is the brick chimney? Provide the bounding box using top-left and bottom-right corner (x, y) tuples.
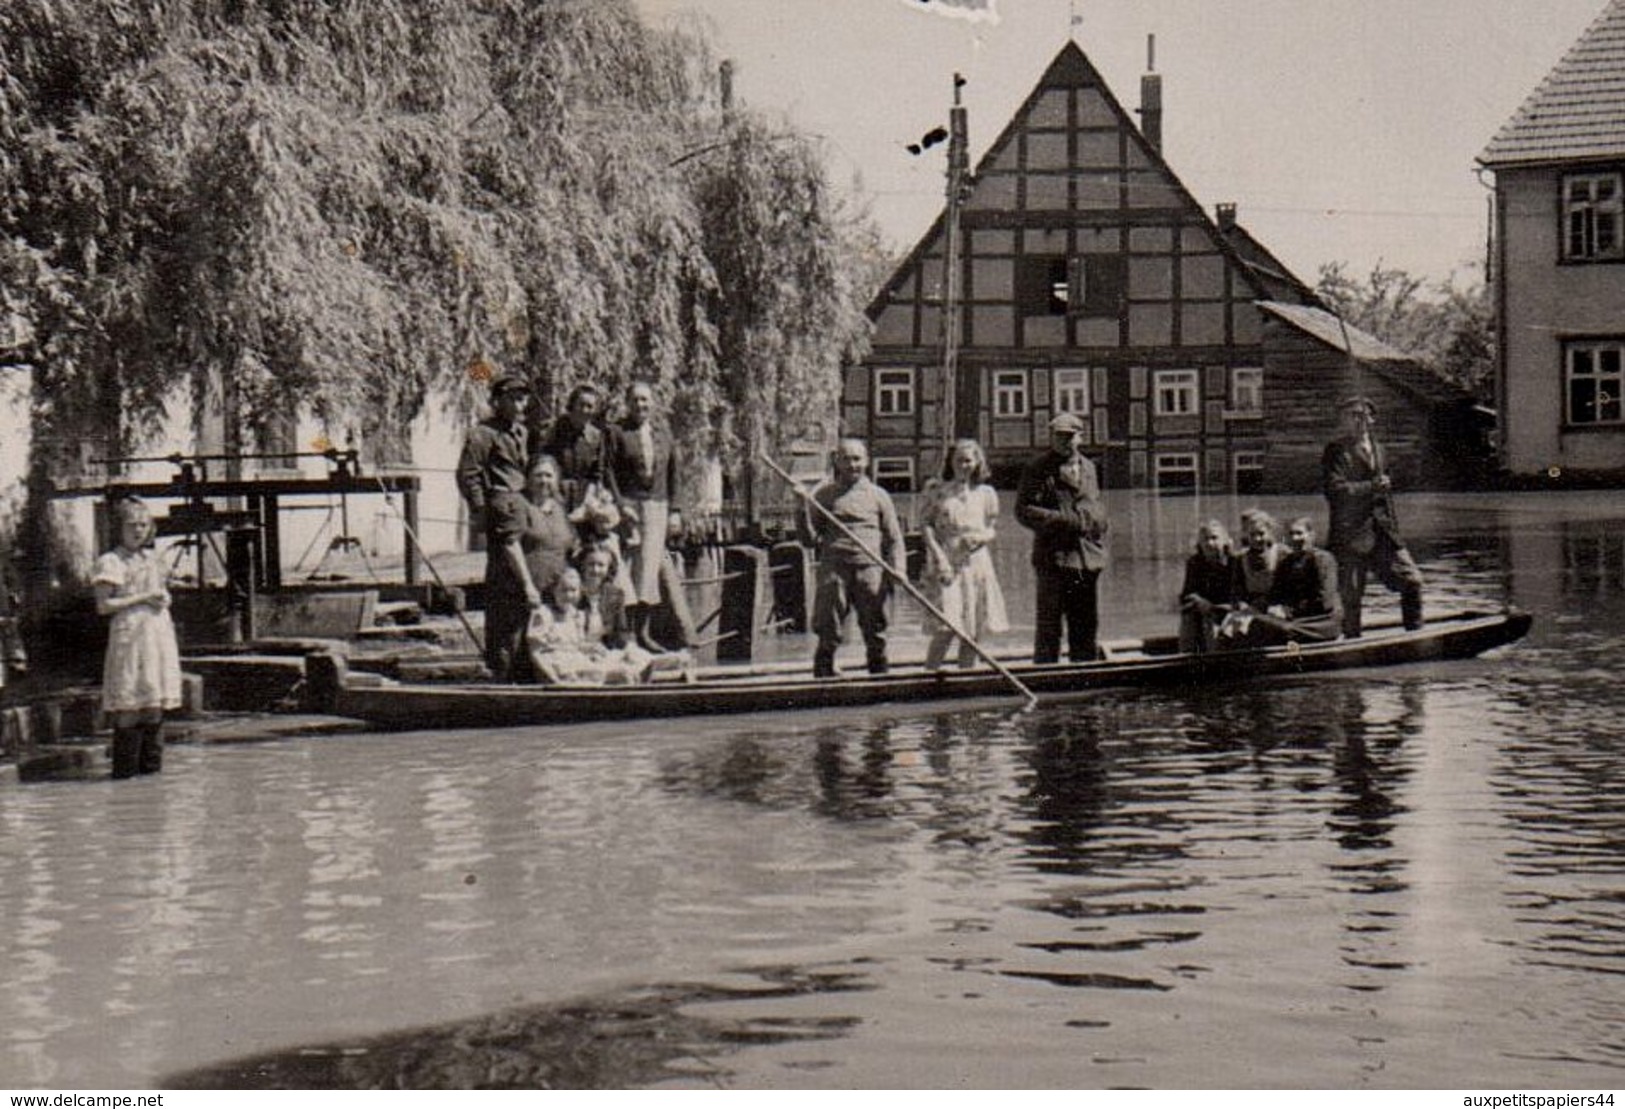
(1216, 202), (1237, 231)
(1138, 35), (1162, 153)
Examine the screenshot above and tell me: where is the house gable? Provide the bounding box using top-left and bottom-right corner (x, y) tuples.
(868, 42), (1277, 357)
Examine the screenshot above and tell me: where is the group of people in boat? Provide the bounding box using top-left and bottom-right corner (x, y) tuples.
(1180, 395), (1425, 653)
(795, 409), (1111, 677)
(456, 374), (696, 685)
(800, 393), (1424, 676)
(460, 370), (1425, 683)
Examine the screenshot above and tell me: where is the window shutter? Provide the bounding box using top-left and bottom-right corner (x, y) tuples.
(1067, 256), (1086, 317)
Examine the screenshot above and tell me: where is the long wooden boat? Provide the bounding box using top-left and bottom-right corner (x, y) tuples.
(314, 608), (1533, 731)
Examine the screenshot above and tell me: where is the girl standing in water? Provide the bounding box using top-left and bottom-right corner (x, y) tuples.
(93, 497), (181, 779)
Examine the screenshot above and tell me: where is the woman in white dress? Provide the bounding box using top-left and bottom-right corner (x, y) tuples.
(93, 498), (181, 778)
(922, 438), (1010, 670)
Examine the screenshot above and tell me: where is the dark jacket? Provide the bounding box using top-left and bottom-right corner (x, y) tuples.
(1268, 547), (1342, 628)
(605, 420), (675, 501)
(456, 417), (530, 517)
(543, 417), (607, 510)
(1231, 543), (1282, 610)
(1322, 437), (1404, 557)
(1015, 449), (1108, 572)
(1181, 551), (1238, 608)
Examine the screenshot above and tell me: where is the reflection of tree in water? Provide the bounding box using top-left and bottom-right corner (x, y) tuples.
(167, 962), (874, 1090)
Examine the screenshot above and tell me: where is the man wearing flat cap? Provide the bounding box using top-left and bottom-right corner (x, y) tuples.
(1322, 396), (1423, 637)
(1016, 412), (1110, 663)
(457, 372), (544, 679)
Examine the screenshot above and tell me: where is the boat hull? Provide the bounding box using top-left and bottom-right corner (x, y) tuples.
(328, 609), (1533, 731)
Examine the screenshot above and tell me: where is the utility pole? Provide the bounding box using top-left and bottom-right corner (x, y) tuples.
(938, 73), (970, 461)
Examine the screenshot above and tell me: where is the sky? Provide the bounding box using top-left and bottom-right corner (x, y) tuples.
(634, 0), (1610, 288)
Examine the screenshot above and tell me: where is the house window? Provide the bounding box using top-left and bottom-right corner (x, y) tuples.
(1566, 340), (1625, 425)
(994, 370), (1029, 418)
(1234, 450), (1265, 494)
(1153, 370), (1200, 416)
(1017, 255), (1125, 317)
(1154, 453), (1199, 491)
(872, 457), (916, 494)
(1053, 368), (1091, 415)
(1564, 173), (1625, 261)
(875, 368), (915, 416)
(1018, 256), (1071, 315)
(1230, 367), (1263, 415)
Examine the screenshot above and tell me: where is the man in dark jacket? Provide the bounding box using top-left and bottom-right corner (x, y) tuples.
(1322, 396), (1423, 636)
(456, 372), (541, 679)
(1016, 413), (1109, 663)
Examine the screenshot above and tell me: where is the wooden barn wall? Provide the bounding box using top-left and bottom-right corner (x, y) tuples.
(1258, 321), (1432, 494)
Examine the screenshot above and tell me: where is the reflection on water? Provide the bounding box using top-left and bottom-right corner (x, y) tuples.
(170, 964), (874, 1090)
(3, 493), (1625, 1088)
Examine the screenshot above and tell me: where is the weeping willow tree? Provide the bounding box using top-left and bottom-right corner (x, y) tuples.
(0, 0), (875, 609)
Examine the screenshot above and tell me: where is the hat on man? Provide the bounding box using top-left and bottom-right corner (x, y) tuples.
(491, 373), (530, 396)
(1340, 396), (1376, 416)
(1049, 412), (1087, 435)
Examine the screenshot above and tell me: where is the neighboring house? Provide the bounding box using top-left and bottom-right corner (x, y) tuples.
(848, 41), (1480, 493)
(1479, 0), (1625, 480)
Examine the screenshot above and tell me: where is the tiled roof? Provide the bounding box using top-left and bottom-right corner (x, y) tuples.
(1257, 301), (1415, 362)
(1258, 301), (1475, 406)
(1479, 0), (1625, 167)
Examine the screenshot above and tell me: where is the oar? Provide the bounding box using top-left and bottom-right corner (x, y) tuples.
(759, 451), (1039, 711)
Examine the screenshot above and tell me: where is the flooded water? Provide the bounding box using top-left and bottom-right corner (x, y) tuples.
(3, 491), (1624, 1089)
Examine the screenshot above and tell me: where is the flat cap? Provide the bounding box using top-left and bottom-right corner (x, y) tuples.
(491, 373), (530, 396)
(1340, 396), (1376, 415)
(1049, 412), (1087, 434)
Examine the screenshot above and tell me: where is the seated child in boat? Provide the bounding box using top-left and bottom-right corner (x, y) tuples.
(575, 545), (693, 681)
(1221, 516), (1342, 648)
(527, 567), (648, 686)
(1178, 519), (1239, 654)
(568, 483), (637, 598)
(1216, 509), (1283, 647)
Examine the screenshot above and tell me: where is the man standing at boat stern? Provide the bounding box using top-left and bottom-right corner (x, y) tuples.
(1016, 413), (1109, 664)
(457, 372), (540, 680)
(1322, 396), (1424, 637)
(800, 438), (907, 678)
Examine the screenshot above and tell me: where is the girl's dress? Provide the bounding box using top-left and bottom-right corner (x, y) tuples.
(94, 547), (182, 714)
(527, 603), (649, 686)
(923, 480), (1010, 645)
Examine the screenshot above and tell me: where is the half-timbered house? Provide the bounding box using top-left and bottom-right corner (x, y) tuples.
(848, 41), (1483, 493)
